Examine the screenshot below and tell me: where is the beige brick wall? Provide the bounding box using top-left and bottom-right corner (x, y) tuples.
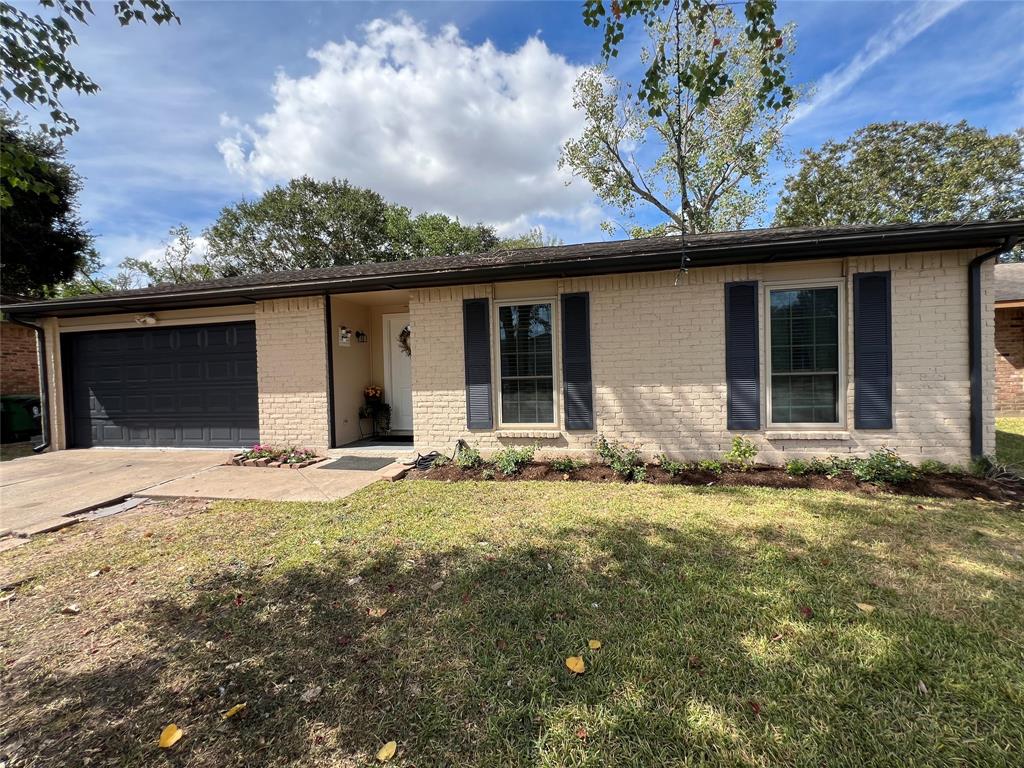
(410, 249), (993, 466)
(995, 306), (1024, 415)
(255, 297), (330, 451)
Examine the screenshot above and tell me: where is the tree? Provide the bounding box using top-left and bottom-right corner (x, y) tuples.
(0, 0), (179, 205)
(55, 249), (137, 297)
(203, 177), (501, 275)
(582, 0), (792, 116)
(498, 227), (564, 249)
(775, 121), (1024, 227)
(0, 113), (92, 296)
(121, 224), (214, 285)
(560, 7), (799, 236)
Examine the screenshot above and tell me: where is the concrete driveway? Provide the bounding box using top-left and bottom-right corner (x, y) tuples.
(0, 449), (230, 536)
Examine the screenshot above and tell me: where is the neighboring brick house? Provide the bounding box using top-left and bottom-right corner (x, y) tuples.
(1, 295), (40, 397)
(994, 263), (1024, 415)
(2, 220), (1022, 465)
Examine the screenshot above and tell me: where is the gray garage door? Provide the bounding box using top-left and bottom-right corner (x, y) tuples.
(66, 321), (259, 448)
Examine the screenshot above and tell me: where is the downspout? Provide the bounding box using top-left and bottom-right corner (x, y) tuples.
(969, 236), (1019, 458)
(6, 315), (50, 452)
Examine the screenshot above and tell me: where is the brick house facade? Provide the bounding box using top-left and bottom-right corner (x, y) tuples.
(994, 263), (1024, 415)
(0, 320), (39, 396)
(5, 221), (1021, 463)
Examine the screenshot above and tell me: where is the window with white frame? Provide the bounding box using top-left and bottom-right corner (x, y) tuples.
(767, 282), (843, 425)
(496, 302), (555, 425)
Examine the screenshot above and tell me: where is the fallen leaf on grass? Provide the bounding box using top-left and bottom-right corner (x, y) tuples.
(300, 685), (322, 703)
(88, 566), (110, 578)
(588, 639), (602, 650)
(158, 724), (183, 749)
(798, 605), (814, 620)
(376, 740), (397, 761)
(856, 602), (876, 614)
(429, 581), (443, 592)
(60, 604), (81, 616)
(917, 680), (929, 695)
(749, 700), (762, 717)
(565, 656), (586, 674)
(222, 702), (246, 720)
(575, 726), (589, 740)
(368, 607), (388, 618)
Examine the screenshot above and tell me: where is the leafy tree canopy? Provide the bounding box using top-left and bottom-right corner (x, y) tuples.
(0, 0), (178, 205)
(561, 7), (800, 236)
(775, 121), (1024, 227)
(203, 177), (501, 276)
(582, 0), (792, 116)
(0, 112), (92, 296)
(498, 227), (565, 250)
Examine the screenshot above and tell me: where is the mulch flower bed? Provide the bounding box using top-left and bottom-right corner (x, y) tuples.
(406, 462), (1023, 502)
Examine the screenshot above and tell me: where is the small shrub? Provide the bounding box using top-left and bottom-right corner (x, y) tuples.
(596, 435), (647, 482)
(492, 445), (536, 476)
(431, 454), (450, 468)
(454, 444), (482, 469)
(851, 448), (916, 485)
(240, 444), (318, 463)
(785, 458), (810, 476)
(551, 456), (585, 473)
(808, 455), (855, 478)
(656, 453), (687, 476)
(697, 458), (723, 475)
(481, 468), (495, 480)
(917, 459), (948, 475)
(723, 436), (758, 470)
(969, 455), (993, 477)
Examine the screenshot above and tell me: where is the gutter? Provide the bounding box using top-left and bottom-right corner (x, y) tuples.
(969, 236), (1020, 458)
(5, 315), (50, 452)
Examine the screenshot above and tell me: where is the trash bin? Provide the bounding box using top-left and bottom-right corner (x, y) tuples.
(1, 395), (41, 442)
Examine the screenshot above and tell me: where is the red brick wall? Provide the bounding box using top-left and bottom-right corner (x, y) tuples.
(0, 321), (39, 396)
(995, 306), (1024, 415)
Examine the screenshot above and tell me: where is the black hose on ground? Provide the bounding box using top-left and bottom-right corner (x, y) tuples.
(405, 439), (471, 471)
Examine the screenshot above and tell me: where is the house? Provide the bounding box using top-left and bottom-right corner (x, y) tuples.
(995, 262), (1024, 415)
(0, 295), (40, 399)
(3, 220), (1022, 466)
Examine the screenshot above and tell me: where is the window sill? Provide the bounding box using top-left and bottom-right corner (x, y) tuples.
(765, 431), (851, 441)
(496, 429), (562, 439)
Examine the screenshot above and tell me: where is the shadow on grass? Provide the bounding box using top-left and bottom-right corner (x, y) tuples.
(4, 490), (1023, 767)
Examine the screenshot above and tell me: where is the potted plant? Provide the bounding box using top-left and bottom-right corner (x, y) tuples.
(360, 385), (391, 437)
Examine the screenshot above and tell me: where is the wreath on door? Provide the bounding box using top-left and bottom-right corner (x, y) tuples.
(397, 323), (412, 356)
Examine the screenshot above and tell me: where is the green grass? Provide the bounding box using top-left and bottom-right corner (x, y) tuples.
(2, 484), (1023, 767)
(996, 416), (1024, 468)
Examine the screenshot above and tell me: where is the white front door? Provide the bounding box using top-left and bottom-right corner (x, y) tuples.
(383, 313), (413, 433)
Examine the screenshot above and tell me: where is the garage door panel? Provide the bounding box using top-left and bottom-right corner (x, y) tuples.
(68, 322), (259, 448)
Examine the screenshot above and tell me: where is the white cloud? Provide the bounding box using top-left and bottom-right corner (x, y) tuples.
(218, 15), (593, 228)
(792, 0), (967, 124)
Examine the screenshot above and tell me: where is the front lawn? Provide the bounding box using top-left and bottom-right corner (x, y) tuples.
(2, 484), (1022, 767)
(997, 416), (1024, 467)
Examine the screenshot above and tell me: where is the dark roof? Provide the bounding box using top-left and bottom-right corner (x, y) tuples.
(995, 262), (1024, 303)
(6, 218), (1023, 318)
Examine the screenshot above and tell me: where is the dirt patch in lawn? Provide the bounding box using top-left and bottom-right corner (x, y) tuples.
(407, 462), (1022, 502)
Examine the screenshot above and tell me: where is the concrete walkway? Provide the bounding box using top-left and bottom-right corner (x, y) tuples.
(144, 460), (406, 502)
(0, 448), (230, 536)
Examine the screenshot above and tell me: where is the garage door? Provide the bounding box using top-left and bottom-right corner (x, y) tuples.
(66, 321), (259, 448)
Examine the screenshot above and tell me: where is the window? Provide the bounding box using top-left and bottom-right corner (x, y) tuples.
(768, 283), (842, 425)
(497, 302), (555, 424)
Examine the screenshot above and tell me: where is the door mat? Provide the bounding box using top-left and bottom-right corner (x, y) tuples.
(320, 457), (398, 472)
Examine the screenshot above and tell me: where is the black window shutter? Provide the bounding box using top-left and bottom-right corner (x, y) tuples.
(561, 292), (594, 430)
(463, 298), (493, 429)
(854, 271), (892, 429)
(725, 281), (760, 430)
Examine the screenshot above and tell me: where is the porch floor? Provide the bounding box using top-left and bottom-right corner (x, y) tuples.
(328, 436), (416, 460)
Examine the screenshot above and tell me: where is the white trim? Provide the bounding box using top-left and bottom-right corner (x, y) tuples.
(763, 278), (847, 430)
(381, 312), (413, 433)
(491, 297), (560, 430)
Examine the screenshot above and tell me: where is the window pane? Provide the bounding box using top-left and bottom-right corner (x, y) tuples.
(498, 303), (554, 424)
(769, 285), (840, 424)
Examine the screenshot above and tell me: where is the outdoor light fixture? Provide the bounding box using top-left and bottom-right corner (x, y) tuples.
(355, 331), (368, 343)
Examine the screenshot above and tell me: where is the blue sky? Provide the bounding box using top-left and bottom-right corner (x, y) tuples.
(25, 0), (1024, 269)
